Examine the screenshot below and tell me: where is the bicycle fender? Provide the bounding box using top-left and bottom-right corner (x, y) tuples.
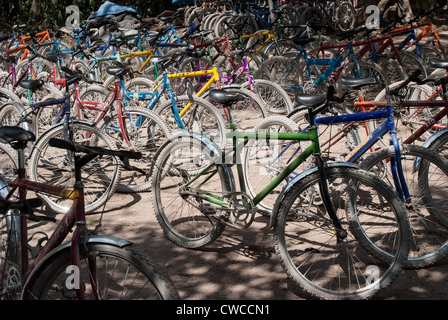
(22, 235), (132, 296)
(269, 162), (359, 228)
(421, 127), (448, 148)
(166, 131), (235, 189)
(414, 128), (448, 171)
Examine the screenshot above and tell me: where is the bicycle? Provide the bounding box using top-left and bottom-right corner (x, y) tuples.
(300, 0), (356, 32)
(259, 73), (448, 268)
(0, 67), (122, 214)
(0, 126), (179, 300)
(255, 36), (389, 100)
(150, 87), (411, 299)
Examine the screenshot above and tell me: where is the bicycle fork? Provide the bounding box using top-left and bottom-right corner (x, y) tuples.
(315, 153), (348, 242)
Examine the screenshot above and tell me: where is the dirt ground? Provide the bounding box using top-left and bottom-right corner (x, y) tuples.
(19, 10), (448, 305)
(60, 185), (447, 302)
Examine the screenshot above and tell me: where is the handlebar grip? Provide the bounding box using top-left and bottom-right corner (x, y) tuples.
(124, 150), (142, 160)
(49, 138), (76, 151)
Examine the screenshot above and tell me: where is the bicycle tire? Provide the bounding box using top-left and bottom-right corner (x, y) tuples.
(255, 55), (304, 98)
(241, 79), (294, 115)
(100, 107), (171, 193)
(242, 116), (299, 214)
(28, 121), (121, 214)
(22, 243), (180, 300)
(0, 175), (21, 300)
(151, 134), (230, 249)
(427, 129), (448, 163)
(274, 165), (411, 299)
(334, 1), (356, 31)
(360, 144), (448, 268)
(153, 95), (227, 149)
(0, 142), (18, 185)
(207, 86), (269, 130)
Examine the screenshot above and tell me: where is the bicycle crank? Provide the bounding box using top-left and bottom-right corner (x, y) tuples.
(222, 192), (256, 229)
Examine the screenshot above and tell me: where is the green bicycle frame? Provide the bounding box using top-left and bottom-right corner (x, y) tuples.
(183, 127), (320, 208)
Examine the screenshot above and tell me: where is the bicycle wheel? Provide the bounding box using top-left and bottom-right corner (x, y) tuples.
(22, 243), (180, 300)
(0, 192), (22, 301)
(334, 1), (356, 31)
(262, 40), (301, 59)
(255, 56), (304, 99)
(151, 134), (230, 249)
(360, 144), (448, 268)
(101, 107), (171, 193)
(399, 50), (428, 78)
(207, 86), (268, 130)
(274, 165), (411, 299)
(242, 116), (300, 214)
(29, 121), (121, 214)
(427, 129), (448, 162)
(339, 61), (390, 102)
(0, 142), (18, 184)
(241, 79), (294, 115)
(153, 95), (227, 149)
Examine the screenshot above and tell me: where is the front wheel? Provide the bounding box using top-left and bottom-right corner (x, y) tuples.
(22, 243), (180, 300)
(360, 144), (448, 268)
(151, 134), (231, 249)
(29, 122), (121, 214)
(274, 166), (411, 300)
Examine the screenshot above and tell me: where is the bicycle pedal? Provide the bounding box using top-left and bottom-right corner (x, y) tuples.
(199, 203), (217, 215)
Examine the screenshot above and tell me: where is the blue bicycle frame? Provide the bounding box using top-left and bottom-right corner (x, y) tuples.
(390, 24), (423, 58)
(282, 42), (361, 92)
(283, 105), (411, 201)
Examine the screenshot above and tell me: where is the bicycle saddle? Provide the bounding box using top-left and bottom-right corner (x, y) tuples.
(339, 77), (377, 90)
(149, 55), (172, 64)
(45, 52), (71, 63)
(295, 94), (327, 107)
(106, 66), (127, 77)
(429, 59), (448, 69)
(0, 126), (36, 146)
(292, 37), (315, 46)
(184, 48), (208, 58)
(209, 89), (247, 105)
(18, 79), (44, 90)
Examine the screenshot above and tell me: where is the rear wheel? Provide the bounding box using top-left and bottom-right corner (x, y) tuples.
(274, 166), (411, 299)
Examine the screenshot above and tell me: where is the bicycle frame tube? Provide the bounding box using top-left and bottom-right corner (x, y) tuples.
(355, 99), (448, 144)
(318, 107), (411, 200)
(167, 68), (221, 117)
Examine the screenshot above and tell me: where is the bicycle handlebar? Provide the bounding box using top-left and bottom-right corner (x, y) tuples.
(48, 138), (142, 160)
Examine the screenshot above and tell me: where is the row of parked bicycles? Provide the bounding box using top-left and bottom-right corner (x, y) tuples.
(0, 0), (447, 300)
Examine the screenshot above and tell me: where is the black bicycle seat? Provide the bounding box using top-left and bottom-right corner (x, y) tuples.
(0, 126), (36, 146)
(339, 77), (377, 90)
(295, 94), (327, 106)
(429, 59), (448, 69)
(18, 79), (44, 90)
(184, 48), (208, 58)
(292, 37), (315, 46)
(209, 89), (246, 105)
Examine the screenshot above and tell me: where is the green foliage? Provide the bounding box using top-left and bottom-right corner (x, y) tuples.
(0, 0), (178, 31)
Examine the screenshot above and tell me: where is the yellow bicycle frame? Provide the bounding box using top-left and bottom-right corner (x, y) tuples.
(151, 67), (221, 116)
